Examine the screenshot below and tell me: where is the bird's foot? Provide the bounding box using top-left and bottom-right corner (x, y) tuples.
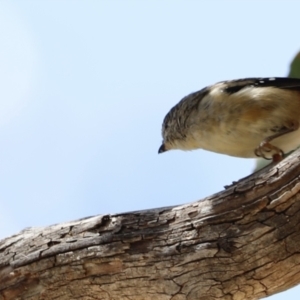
(254, 141), (284, 162)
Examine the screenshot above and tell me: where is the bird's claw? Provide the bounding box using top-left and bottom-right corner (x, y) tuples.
(254, 141), (284, 162)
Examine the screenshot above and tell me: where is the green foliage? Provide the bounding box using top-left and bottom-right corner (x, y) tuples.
(289, 52), (300, 78)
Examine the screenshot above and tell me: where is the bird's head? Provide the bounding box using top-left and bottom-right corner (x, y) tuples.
(158, 102), (190, 154)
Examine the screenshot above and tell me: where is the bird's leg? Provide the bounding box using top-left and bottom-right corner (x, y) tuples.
(254, 121), (299, 162)
(255, 142), (284, 162)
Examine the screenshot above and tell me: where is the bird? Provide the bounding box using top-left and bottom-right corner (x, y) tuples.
(158, 77), (300, 162)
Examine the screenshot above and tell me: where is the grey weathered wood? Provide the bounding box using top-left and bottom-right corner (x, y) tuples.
(1, 150), (300, 300)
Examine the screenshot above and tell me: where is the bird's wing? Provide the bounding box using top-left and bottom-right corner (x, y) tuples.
(223, 77), (300, 94)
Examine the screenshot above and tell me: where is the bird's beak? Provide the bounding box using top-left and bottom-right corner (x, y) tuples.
(158, 143), (167, 154)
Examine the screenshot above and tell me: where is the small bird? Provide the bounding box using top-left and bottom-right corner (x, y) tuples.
(158, 77), (300, 162)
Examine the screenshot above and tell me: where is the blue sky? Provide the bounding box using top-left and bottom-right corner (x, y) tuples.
(0, 1), (299, 298)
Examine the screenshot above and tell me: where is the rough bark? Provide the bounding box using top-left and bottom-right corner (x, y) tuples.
(2, 150), (300, 300)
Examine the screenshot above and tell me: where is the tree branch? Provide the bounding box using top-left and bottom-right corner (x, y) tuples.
(2, 149), (300, 300)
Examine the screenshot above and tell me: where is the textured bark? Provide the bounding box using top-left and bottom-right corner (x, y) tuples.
(2, 150), (300, 300)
